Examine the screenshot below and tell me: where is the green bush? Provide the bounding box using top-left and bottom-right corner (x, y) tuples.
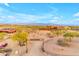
(64, 32), (79, 37)
(57, 39), (70, 47)
(0, 33), (6, 41)
(63, 32), (79, 42)
(51, 30), (65, 36)
(11, 31), (28, 45)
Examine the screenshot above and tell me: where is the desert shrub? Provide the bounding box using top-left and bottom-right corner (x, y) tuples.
(0, 49), (4, 53)
(0, 33), (6, 41)
(51, 30), (65, 37)
(63, 32), (79, 42)
(64, 32), (79, 37)
(64, 26), (71, 30)
(57, 39), (70, 47)
(11, 31), (28, 46)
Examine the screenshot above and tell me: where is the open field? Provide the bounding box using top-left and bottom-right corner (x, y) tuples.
(0, 24), (79, 56)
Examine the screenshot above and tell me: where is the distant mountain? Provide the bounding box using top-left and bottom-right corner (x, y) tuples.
(0, 23), (79, 26)
(14, 23), (79, 26)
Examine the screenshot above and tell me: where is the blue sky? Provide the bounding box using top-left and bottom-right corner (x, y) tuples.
(0, 3), (79, 25)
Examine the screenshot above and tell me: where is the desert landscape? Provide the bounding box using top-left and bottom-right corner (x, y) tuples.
(0, 3), (79, 56)
(0, 24), (79, 56)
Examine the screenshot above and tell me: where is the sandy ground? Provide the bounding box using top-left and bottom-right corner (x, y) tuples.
(24, 41), (44, 56)
(1, 30), (79, 56)
(24, 30), (52, 56)
(0, 30), (52, 56)
(44, 37), (79, 56)
(1, 38), (27, 56)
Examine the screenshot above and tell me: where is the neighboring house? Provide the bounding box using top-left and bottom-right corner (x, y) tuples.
(39, 26), (64, 30)
(0, 28), (16, 33)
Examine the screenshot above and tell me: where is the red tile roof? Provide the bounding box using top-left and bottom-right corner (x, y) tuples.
(0, 28), (16, 33)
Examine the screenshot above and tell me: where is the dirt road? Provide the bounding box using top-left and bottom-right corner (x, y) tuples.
(24, 41), (46, 56)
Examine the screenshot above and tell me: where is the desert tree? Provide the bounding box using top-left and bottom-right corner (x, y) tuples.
(12, 31), (28, 45)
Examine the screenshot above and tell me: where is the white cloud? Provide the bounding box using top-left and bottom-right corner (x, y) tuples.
(49, 18), (79, 25)
(50, 15), (63, 22)
(14, 13), (52, 22)
(0, 6), (79, 25)
(4, 3), (10, 7)
(53, 16), (60, 19)
(0, 7), (55, 23)
(50, 19), (58, 23)
(0, 5), (62, 24)
(74, 12), (79, 17)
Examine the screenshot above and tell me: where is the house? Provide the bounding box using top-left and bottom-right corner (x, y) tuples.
(39, 26), (64, 30)
(0, 28), (16, 33)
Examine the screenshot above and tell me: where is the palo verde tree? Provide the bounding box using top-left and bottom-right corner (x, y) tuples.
(11, 31), (28, 46)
